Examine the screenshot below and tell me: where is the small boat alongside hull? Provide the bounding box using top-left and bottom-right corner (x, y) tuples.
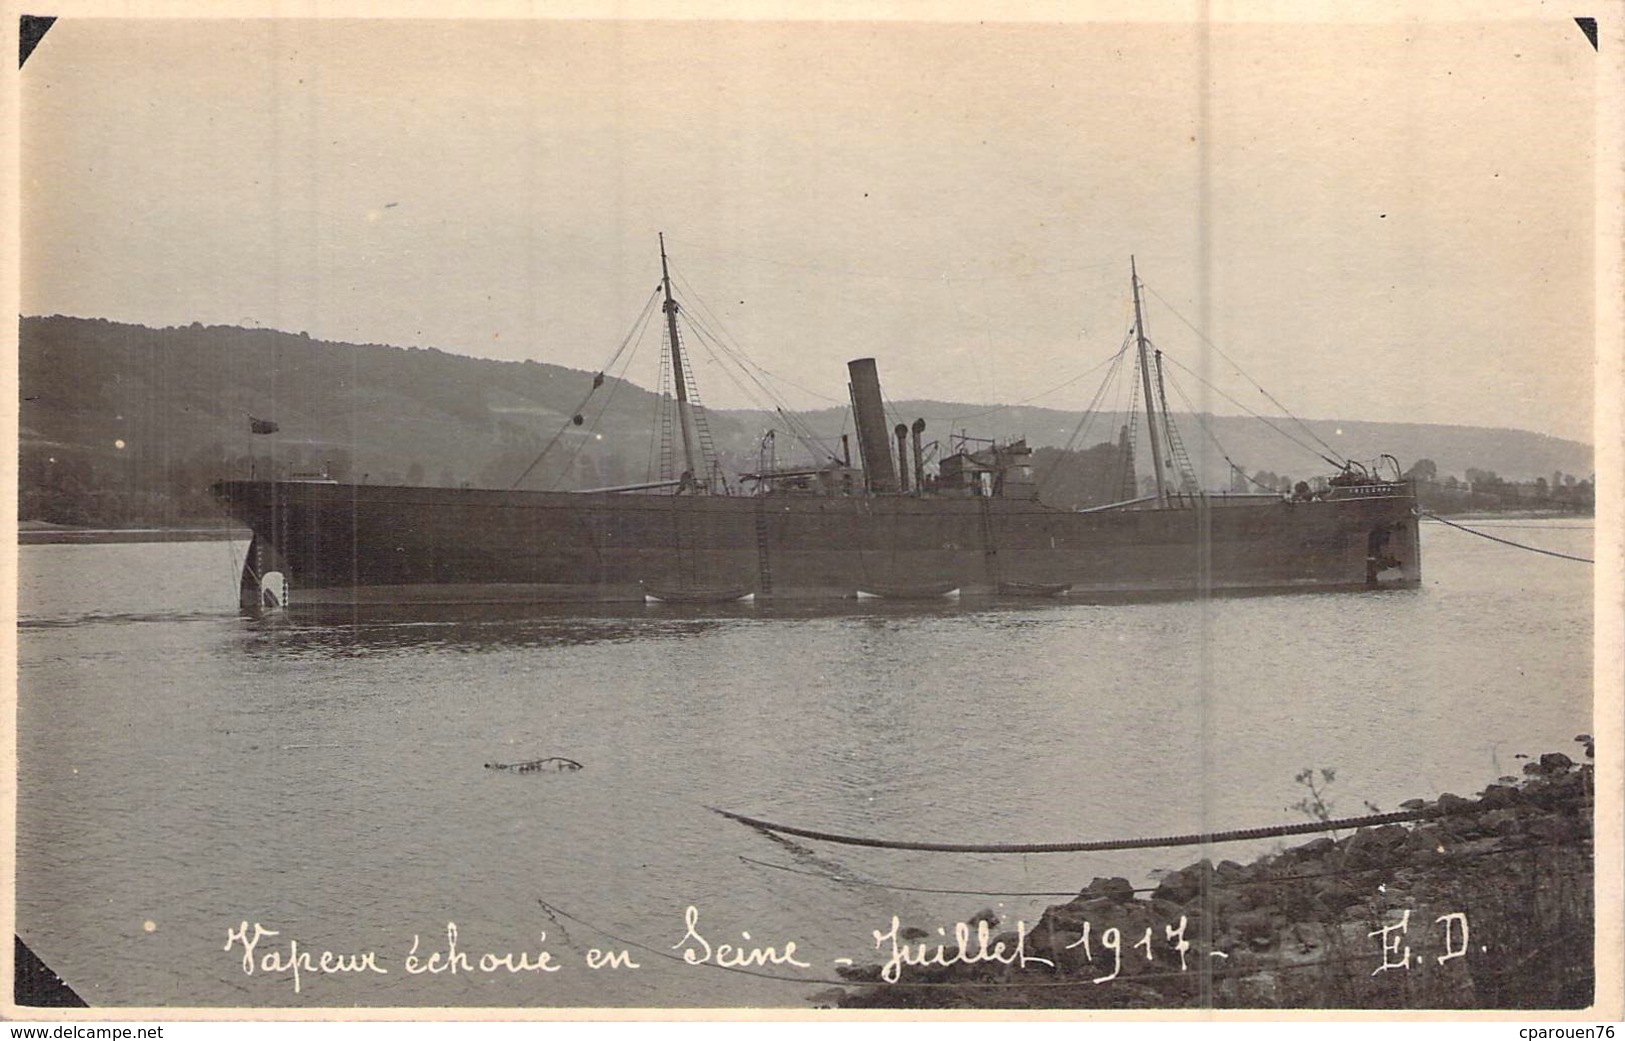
(644, 586), (755, 604)
(855, 582), (961, 600)
(998, 580), (1073, 597)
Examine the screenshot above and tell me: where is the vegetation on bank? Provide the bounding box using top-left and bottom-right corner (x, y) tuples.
(834, 750), (1595, 1010)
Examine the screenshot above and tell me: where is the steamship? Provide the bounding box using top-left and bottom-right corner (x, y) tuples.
(213, 239), (1421, 611)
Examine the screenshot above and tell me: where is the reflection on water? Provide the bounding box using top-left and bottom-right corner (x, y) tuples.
(14, 522), (1596, 1008)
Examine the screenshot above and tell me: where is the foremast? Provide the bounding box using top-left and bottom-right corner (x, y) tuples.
(659, 233), (703, 489)
(1131, 256), (1169, 505)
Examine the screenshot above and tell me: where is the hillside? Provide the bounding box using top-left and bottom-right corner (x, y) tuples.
(18, 315), (1594, 527)
(779, 402), (1593, 491)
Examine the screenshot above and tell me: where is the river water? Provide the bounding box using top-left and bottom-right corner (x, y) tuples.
(14, 518), (1595, 1009)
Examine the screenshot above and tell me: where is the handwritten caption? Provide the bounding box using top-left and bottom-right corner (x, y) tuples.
(223, 905), (1471, 994)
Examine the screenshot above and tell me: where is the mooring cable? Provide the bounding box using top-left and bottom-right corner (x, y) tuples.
(738, 837), (1586, 900)
(1421, 512), (1593, 563)
(708, 796), (1590, 856)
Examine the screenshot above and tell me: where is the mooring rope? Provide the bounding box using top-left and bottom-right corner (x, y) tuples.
(1421, 511), (1593, 563)
(738, 837), (1584, 900)
(710, 801), (1529, 856)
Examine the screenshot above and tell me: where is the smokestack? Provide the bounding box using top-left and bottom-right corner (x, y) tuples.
(894, 424), (911, 493)
(911, 418), (927, 493)
(841, 434), (851, 468)
(847, 358), (898, 493)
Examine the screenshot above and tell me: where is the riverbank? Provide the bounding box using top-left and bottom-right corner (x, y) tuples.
(835, 751), (1595, 1010)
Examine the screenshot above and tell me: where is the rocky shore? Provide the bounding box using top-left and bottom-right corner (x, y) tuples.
(836, 751), (1595, 1010)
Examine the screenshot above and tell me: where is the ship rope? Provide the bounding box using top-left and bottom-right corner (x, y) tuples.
(1117, 365), (1142, 501)
(668, 317), (727, 492)
(1034, 334), (1134, 499)
(510, 285), (661, 490)
(1152, 350), (1201, 495)
(544, 325), (651, 493)
(938, 347), (1126, 424)
(1158, 351), (1345, 471)
(677, 306), (838, 466)
(738, 839), (1579, 900)
(652, 322), (674, 482)
(671, 267), (843, 465)
(709, 796), (1578, 856)
(1142, 282), (1348, 466)
(1421, 512), (1594, 563)
(1162, 365), (1288, 494)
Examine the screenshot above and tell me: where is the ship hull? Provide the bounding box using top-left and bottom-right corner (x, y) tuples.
(212, 481), (1421, 610)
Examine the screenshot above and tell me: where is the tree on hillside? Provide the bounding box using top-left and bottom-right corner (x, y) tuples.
(1404, 458), (1438, 483)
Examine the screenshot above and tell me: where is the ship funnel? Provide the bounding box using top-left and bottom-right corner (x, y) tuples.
(894, 424), (911, 493)
(847, 358), (898, 493)
(911, 418), (927, 493)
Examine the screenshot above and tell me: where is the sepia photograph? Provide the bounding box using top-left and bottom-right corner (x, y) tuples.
(7, 1), (1620, 1022)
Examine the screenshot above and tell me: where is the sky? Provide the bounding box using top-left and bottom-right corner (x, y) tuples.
(18, 11), (1602, 443)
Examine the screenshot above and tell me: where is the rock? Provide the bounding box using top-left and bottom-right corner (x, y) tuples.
(1437, 792), (1474, 815)
(1080, 877), (1137, 904)
(807, 987), (848, 1007)
(968, 908), (1000, 930)
(1152, 868), (1201, 904)
(1528, 817), (1584, 843)
(1405, 824), (1444, 852)
(1313, 877), (1364, 914)
(1540, 752), (1574, 773)
(900, 925), (929, 941)
(1231, 911), (1276, 949)
(1399, 798), (1427, 811)
(1480, 784), (1522, 809)
(1304, 836), (1336, 855)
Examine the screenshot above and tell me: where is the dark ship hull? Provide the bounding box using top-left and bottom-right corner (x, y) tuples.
(213, 478), (1421, 610)
(213, 246), (1423, 612)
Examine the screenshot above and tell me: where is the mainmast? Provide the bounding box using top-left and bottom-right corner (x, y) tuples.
(1131, 256), (1168, 504)
(659, 233), (702, 488)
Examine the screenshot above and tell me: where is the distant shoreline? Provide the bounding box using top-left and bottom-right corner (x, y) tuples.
(18, 524), (250, 545)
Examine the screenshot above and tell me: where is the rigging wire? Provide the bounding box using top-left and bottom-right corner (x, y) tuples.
(510, 286), (660, 490)
(1141, 283), (1348, 465)
(542, 312), (652, 492)
(648, 313), (673, 483)
(678, 309), (838, 465)
(942, 343), (1131, 424)
(1157, 350), (1345, 471)
(667, 238), (1122, 284)
(1033, 334), (1134, 496)
(670, 268), (843, 462)
(1161, 366), (1287, 494)
(671, 268), (846, 405)
(1116, 356), (1143, 500)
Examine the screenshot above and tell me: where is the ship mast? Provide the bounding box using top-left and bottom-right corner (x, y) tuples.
(1131, 256), (1168, 505)
(659, 233), (702, 488)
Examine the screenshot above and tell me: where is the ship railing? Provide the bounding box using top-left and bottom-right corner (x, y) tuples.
(572, 478), (687, 494)
(1075, 494), (1163, 513)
